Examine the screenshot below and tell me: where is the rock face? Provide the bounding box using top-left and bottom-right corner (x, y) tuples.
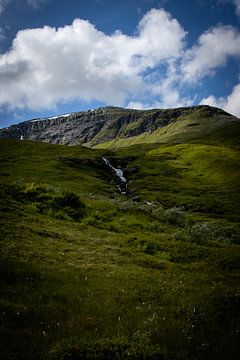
(0, 105), (239, 147)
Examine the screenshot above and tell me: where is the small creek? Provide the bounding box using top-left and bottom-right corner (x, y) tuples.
(102, 157), (127, 194)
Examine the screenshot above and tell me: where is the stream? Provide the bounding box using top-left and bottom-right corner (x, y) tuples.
(102, 157), (127, 194)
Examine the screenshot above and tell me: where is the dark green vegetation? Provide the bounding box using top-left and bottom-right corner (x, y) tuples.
(1, 128), (240, 359)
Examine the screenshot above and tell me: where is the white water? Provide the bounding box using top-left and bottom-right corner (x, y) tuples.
(103, 157), (127, 193)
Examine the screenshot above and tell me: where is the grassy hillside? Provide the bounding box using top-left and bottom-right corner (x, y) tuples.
(95, 109), (240, 149)
(0, 139), (240, 360)
(1, 105), (239, 149)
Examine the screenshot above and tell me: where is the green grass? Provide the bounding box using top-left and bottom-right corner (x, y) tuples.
(0, 139), (240, 359)
(117, 143), (240, 220)
(95, 110), (240, 149)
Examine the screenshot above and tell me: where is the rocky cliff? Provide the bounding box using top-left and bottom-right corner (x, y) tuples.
(0, 105), (239, 147)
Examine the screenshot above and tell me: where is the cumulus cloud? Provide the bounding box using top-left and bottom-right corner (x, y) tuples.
(0, 0), (10, 14)
(0, 0), (47, 14)
(27, 0), (48, 9)
(1, 6), (240, 116)
(234, 0), (240, 15)
(201, 83), (240, 117)
(217, 0), (240, 17)
(0, 27), (5, 42)
(0, 9), (186, 110)
(148, 62), (193, 108)
(181, 25), (240, 82)
(127, 94), (192, 110)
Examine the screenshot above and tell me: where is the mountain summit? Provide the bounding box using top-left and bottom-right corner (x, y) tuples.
(0, 105), (239, 148)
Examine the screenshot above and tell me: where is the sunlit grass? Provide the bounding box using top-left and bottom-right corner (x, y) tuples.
(0, 139), (240, 359)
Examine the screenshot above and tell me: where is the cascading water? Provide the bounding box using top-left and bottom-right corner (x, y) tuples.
(103, 157), (127, 194)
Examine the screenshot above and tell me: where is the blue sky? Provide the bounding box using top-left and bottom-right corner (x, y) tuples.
(0, 0), (240, 127)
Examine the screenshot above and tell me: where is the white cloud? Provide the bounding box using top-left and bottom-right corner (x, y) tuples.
(148, 62), (193, 108)
(127, 101), (147, 110)
(127, 87), (192, 110)
(0, 0), (4, 13)
(217, 0), (240, 17)
(181, 25), (240, 82)
(0, 9), (186, 110)
(1, 6), (240, 117)
(0, 27), (5, 42)
(201, 83), (240, 117)
(0, 0), (10, 14)
(27, 0), (48, 9)
(127, 95), (192, 110)
(127, 63), (192, 110)
(234, 0), (240, 15)
(0, 0), (47, 14)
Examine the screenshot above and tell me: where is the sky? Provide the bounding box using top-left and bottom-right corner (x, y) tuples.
(0, 0), (240, 128)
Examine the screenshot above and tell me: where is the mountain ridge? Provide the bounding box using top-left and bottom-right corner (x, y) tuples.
(0, 105), (239, 148)
(1, 108), (240, 359)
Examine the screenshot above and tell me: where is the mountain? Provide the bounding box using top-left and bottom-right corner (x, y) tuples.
(1, 105), (240, 359)
(1, 105), (240, 148)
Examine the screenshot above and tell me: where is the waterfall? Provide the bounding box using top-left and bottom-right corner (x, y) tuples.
(103, 157), (127, 194)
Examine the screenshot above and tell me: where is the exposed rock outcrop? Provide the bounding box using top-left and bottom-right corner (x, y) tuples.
(0, 105), (239, 147)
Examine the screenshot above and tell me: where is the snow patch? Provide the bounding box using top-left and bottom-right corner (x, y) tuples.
(30, 113), (70, 122)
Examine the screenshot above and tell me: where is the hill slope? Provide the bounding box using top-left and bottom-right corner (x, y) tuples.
(1, 105), (239, 147)
(1, 100), (240, 360)
(0, 138), (240, 359)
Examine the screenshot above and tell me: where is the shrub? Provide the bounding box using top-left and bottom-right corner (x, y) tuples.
(21, 182), (59, 201)
(151, 206), (187, 227)
(49, 192), (86, 220)
(165, 207), (187, 227)
(190, 221), (240, 244)
(145, 221), (166, 233)
(127, 237), (162, 255)
(14, 183), (86, 221)
(151, 207), (166, 222)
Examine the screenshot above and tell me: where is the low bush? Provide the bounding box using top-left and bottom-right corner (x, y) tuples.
(118, 200), (187, 228)
(48, 191), (86, 220)
(127, 237), (163, 255)
(190, 221), (240, 244)
(145, 220), (166, 233)
(173, 220), (240, 245)
(165, 207), (187, 227)
(13, 182), (86, 221)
